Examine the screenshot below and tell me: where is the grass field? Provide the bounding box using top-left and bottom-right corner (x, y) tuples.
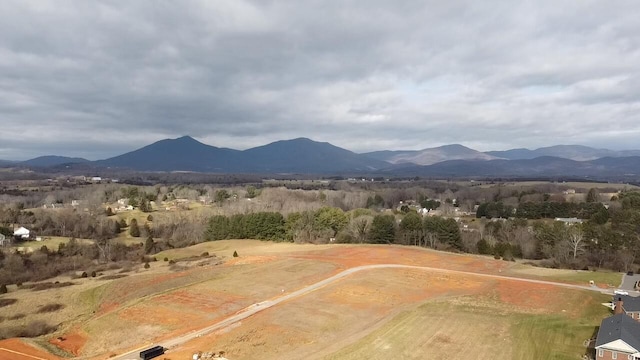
(326, 291), (609, 360)
(0, 241), (617, 360)
(511, 264), (622, 287)
(13, 237), (92, 252)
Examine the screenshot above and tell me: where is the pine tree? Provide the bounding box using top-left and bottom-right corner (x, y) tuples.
(129, 219), (140, 237)
(144, 235), (154, 254)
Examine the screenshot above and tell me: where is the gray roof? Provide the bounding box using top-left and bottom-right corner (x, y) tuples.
(613, 295), (640, 312)
(596, 314), (640, 350)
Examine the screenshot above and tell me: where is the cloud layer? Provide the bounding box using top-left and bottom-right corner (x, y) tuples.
(1, 0), (639, 160)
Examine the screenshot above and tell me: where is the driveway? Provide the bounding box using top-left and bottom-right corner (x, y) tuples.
(620, 273), (640, 291)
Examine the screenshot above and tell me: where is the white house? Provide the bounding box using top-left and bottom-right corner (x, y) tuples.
(13, 227), (30, 239)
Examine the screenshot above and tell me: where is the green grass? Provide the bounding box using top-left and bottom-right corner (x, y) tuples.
(13, 236), (92, 251)
(325, 291), (610, 360)
(79, 283), (110, 311)
(542, 270), (621, 287)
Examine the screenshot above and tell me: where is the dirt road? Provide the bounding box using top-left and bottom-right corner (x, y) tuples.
(112, 264), (611, 360)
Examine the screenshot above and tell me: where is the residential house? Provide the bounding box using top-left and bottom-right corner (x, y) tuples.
(595, 313), (640, 359)
(613, 296), (640, 321)
(554, 217), (584, 225)
(13, 226), (30, 239)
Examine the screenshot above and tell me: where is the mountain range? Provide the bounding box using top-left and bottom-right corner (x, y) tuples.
(2, 136), (640, 178)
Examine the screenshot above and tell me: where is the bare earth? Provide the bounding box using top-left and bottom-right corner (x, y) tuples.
(0, 241), (617, 360)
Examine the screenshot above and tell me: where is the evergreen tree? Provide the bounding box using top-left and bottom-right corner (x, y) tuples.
(129, 219), (140, 237)
(369, 214), (396, 244)
(205, 215), (230, 240)
(144, 235), (154, 254)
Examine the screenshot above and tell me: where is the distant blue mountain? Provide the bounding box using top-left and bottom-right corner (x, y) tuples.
(365, 144), (499, 165)
(14, 137), (640, 178)
(96, 136), (241, 172)
(390, 156), (640, 178)
(242, 138), (388, 173)
(486, 145), (640, 161)
(95, 136), (388, 173)
(22, 156), (89, 167)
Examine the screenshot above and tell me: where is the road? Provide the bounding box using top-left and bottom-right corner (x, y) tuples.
(113, 264), (614, 360)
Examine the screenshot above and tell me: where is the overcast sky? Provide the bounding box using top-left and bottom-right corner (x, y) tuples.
(1, 1), (639, 160)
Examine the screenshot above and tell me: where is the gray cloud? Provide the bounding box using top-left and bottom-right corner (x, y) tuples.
(1, 0), (639, 160)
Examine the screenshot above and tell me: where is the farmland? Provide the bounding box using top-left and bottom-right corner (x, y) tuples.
(0, 240), (618, 360)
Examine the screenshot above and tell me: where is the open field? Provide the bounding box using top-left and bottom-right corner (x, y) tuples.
(13, 237), (93, 252)
(0, 240), (620, 359)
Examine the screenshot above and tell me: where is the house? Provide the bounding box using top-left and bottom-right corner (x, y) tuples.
(613, 295), (640, 321)
(554, 217), (584, 225)
(13, 227), (30, 239)
(595, 313), (640, 359)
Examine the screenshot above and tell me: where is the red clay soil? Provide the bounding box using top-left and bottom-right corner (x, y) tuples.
(48, 329), (88, 356)
(0, 338), (61, 360)
(97, 302), (119, 316)
(154, 289), (245, 314)
(494, 280), (592, 317)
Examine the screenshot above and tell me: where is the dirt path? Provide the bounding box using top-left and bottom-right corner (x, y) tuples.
(112, 264), (611, 360)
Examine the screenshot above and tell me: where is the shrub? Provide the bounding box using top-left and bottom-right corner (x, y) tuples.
(0, 284), (7, 294)
(201, 252), (209, 257)
(168, 260), (175, 265)
(81, 272), (88, 278)
(37, 303), (65, 313)
(233, 251), (239, 258)
(144, 263), (150, 269)
(0, 298), (17, 308)
(0, 320), (56, 339)
(91, 271), (97, 278)
(493, 254), (501, 260)
(164, 257), (169, 262)
(27, 282), (75, 291)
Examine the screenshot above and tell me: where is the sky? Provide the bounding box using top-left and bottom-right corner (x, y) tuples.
(1, 1), (640, 160)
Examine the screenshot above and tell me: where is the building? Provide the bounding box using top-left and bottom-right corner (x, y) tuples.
(13, 227), (30, 239)
(554, 217), (584, 225)
(613, 295), (640, 320)
(595, 313), (640, 359)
